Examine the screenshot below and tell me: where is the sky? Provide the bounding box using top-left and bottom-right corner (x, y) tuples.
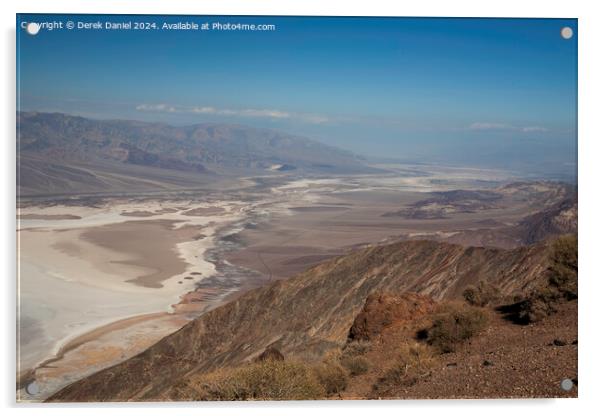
(17, 15), (577, 178)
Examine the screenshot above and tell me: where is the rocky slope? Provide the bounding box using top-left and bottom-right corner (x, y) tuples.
(49, 239), (554, 402)
(516, 196), (578, 245)
(341, 296), (577, 399)
(443, 196), (577, 249)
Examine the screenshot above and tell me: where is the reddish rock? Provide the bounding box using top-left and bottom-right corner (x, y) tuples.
(349, 292), (436, 341)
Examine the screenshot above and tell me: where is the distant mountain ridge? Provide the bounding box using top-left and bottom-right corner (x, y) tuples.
(17, 112), (373, 196)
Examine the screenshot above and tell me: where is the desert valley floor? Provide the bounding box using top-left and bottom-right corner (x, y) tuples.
(16, 163), (575, 401)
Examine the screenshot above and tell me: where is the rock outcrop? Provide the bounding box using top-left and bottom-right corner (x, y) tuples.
(349, 293), (436, 341)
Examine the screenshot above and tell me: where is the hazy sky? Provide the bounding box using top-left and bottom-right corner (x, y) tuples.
(17, 15), (577, 177)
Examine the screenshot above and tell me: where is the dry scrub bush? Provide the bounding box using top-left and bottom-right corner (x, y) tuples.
(338, 339), (371, 376)
(518, 287), (560, 323)
(185, 360), (325, 401)
(462, 281), (501, 307)
(548, 234), (577, 300)
(342, 339), (372, 357)
(425, 302), (489, 353)
(340, 356), (370, 376)
(373, 342), (435, 394)
(519, 234), (577, 323)
(312, 361), (348, 396)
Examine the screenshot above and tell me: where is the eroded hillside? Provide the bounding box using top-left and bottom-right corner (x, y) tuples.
(49, 239), (555, 401)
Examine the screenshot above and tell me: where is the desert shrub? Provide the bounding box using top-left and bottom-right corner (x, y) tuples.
(340, 356), (370, 376)
(462, 281), (501, 307)
(424, 302), (489, 353)
(312, 361), (348, 395)
(373, 343), (435, 394)
(548, 235), (577, 300)
(186, 360), (325, 401)
(517, 235), (577, 323)
(342, 339), (372, 357)
(518, 287), (560, 323)
(462, 285), (480, 306)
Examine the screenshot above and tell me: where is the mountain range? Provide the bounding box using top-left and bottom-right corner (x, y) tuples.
(17, 112), (373, 196)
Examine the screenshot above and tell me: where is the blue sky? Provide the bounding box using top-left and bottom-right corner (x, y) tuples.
(17, 15), (577, 176)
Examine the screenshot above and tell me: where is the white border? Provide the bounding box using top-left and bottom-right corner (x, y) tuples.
(3, 1), (601, 415)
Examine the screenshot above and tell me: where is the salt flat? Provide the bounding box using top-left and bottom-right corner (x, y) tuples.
(17, 197), (248, 400)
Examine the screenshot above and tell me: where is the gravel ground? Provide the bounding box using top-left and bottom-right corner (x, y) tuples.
(343, 300), (577, 400)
